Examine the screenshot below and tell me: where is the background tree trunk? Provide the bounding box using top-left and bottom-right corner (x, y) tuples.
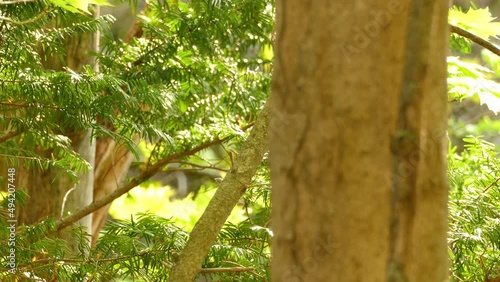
(270, 1), (449, 281)
(63, 129), (95, 237)
(19, 32), (94, 228)
(9, 6), (144, 243)
(16, 8), (137, 246)
(91, 136), (136, 244)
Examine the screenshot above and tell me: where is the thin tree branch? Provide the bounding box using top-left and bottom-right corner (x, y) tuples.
(199, 266), (256, 273)
(0, 130), (19, 143)
(56, 137), (229, 231)
(159, 167), (229, 173)
(8, 249), (165, 275)
(449, 24), (500, 57)
(0, 153), (40, 160)
(482, 177), (500, 193)
(0, 101), (62, 110)
(0, 9), (46, 25)
(239, 121), (255, 132)
(162, 261), (255, 273)
(0, 0), (36, 4)
(175, 160), (230, 172)
(168, 101), (269, 282)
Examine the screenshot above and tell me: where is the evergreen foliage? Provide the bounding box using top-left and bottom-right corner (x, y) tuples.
(448, 137), (500, 281)
(448, 5), (500, 282)
(1, 0), (273, 280)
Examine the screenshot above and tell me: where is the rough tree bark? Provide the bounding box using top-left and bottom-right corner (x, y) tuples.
(270, 0), (449, 281)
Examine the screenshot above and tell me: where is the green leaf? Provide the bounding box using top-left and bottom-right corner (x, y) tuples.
(448, 56), (500, 114)
(449, 6), (500, 39)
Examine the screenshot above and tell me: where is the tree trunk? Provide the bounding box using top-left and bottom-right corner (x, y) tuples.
(91, 136), (136, 244)
(270, 1), (449, 281)
(60, 130), (95, 244)
(168, 101), (270, 282)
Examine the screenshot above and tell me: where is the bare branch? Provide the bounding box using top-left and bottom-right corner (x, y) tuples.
(200, 267), (256, 274)
(56, 137), (229, 231)
(482, 177), (500, 193)
(449, 24), (500, 57)
(174, 160), (230, 172)
(162, 262), (255, 274)
(0, 130), (18, 143)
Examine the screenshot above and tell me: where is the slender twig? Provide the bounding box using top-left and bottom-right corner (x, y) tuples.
(0, 0), (36, 4)
(175, 160), (229, 171)
(482, 177), (500, 193)
(239, 121), (255, 132)
(0, 79), (20, 83)
(449, 24), (500, 57)
(0, 130), (18, 143)
(0, 9), (46, 25)
(56, 137), (229, 231)
(7, 249), (159, 275)
(0, 101), (62, 110)
(199, 266), (256, 273)
(221, 261), (266, 280)
(24, 251), (150, 265)
(245, 182), (271, 188)
(158, 166), (229, 173)
(0, 153), (39, 160)
(60, 186), (75, 218)
(161, 261), (255, 273)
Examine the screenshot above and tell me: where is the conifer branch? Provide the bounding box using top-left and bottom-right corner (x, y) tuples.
(0, 0), (36, 4)
(0, 153), (40, 160)
(0, 9), (46, 24)
(0, 101), (62, 110)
